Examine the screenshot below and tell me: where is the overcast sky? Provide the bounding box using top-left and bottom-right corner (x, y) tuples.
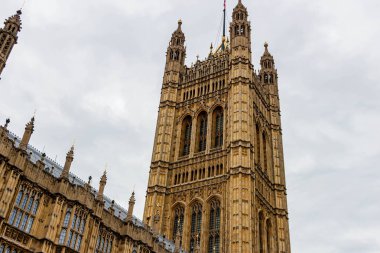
(1, 0), (380, 252)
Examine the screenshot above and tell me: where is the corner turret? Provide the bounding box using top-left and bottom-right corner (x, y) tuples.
(19, 116), (34, 151)
(126, 191), (136, 221)
(60, 145), (74, 179)
(97, 170), (107, 201)
(0, 10), (22, 78)
(259, 42), (277, 85)
(230, 0), (251, 60)
(163, 20), (186, 88)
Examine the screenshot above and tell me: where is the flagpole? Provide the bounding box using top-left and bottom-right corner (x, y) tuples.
(222, 0), (226, 50)
(223, 0), (226, 38)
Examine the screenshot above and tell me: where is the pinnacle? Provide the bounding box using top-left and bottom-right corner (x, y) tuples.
(177, 19), (183, 31)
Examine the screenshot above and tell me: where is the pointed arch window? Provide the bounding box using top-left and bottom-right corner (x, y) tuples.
(213, 107), (224, 148)
(0, 244), (21, 253)
(240, 25), (245, 36)
(258, 212), (264, 253)
(9, 186), (41, 234)
(197, 112), (208, 152)
(1, 38), (12, 55)
(95, 226), (115, 253)
(189, 203), (202, 253)
(59, 206), (87, 251)
(208, 199), (221, 253)
(172, 205), (185, 241)
(266, 219), (272, 253)
(0, 34), (7, 50)
(181, 116), (192, 156)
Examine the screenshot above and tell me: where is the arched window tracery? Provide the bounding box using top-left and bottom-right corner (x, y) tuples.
(172, 205), (185, 240)
(197, 112), (208, 152)
(59, 206), (87, 251)
(189, 202), (202, 253)
(213, 107), (224, 148)
(9, 185), (41, 234)
(95, 226), (115, 253)
(208, 199), (221, 253)
(181, 116), (192, 156)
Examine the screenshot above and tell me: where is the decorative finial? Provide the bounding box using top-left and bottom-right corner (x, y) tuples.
(4, 118), (10, 128)
(88, 176), (92, 185)
(178, 19), (182, 27)
(100, 168), (107, 183)
(264, 41), (269, 49)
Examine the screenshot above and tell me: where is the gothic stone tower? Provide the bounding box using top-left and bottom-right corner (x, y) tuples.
(144, 1), (291, 253)
(0, 10), (22, 78)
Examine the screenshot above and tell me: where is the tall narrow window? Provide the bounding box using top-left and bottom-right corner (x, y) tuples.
(9, 186), (41, 234)
(266, 219), (272, 253)
(2, 38), (11, 55)
(208, 199), (221, 253)
(95, 227), (115, 253)
(259, 212), (264, 253)
(213, 107), (224, 148)
(0, 34), (6, 49)
(59, 207), (87, 251)
(59, 207), (72, 244)
(263, 132), (268, 172)
(172, 205), (185, 240)
(190, 203), (202, 253)
(181, 116), (192, 156)
(255, 124), (261, 165)
(197, 112), (208, 152)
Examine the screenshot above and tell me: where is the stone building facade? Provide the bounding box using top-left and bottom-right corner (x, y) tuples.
(0, 1), (291, 253)
(144, 1), (291, 253)
(0, 120), (179, 253)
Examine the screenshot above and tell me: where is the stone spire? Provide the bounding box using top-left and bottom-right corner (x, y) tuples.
(126, 191), (136, 221)
(60, 145), (74, 179)
(261, 42), (275, 67)
(0, 10), (22, 78)
(19, 116), (34, 151)
(97, 170), (107, 201)
(230, 0), (252, 60)
(165, 19), (186, 70)
(260, 42), (277, 84)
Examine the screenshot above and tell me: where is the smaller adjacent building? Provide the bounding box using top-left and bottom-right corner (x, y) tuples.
(0, 117), (176, 253)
